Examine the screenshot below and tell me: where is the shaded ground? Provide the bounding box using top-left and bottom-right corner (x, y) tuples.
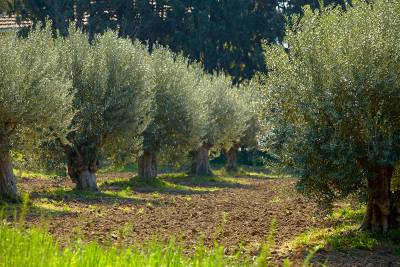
(4, 171), (400, 266)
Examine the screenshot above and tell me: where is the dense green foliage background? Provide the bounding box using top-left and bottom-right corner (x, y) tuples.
(5, 0), (346, 83)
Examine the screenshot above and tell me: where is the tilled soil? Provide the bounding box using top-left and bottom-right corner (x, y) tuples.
(12, 173), (400, 266)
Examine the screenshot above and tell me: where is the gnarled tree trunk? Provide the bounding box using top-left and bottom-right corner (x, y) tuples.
(66, 148), (98, 191)
(192, 144), (213, 177)
(356, 161), (400, 231)
(226, 143), (240, 172)
(361, 166), (392, 231)
(138, 150), (157, 181)
(0, 136), (17, 201)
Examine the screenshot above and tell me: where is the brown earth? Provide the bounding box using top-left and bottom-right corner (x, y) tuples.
(7, 172), (400, 266)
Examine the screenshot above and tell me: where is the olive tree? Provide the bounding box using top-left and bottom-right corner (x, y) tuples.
(138, 46), (205, 181)
(190, 74), (251, 176)
(224, 83), (261, 171)
(62, 29), (154, 190)
(0, 27), (73, 200)
(263, 0), (400, 231)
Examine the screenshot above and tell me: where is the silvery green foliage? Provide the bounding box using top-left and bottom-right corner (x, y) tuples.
(200, 73), (252, 150)
(237, 81), (262, 148)
(262, 0), (400, 206)
(63, 29), (154, 155)
(143, 46), (205, 156)
(0, 26), (73, 144)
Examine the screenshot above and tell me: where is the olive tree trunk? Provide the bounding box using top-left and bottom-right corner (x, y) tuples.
(0, 136), (17, 200)
(359, 164), (400, 231)
(66, 148), (98, 191)
(192, 144), (213, 177)
(188, 150), (197, 175)
(226, 143), (240, 172)
(138, 150), (157, 181)
(392, 190), (400, 228)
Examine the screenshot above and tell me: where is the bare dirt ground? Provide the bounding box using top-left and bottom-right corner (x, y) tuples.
(9, 172), (400, 266)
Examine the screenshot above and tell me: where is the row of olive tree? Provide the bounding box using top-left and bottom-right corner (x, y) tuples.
(0, 26), (258, 200)
(261, 0), (400, 231)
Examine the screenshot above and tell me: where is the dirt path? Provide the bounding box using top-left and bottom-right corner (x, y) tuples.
(12, 173), (400, 266)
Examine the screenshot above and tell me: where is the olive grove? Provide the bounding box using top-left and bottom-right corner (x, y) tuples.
(262, 0), (400, 231)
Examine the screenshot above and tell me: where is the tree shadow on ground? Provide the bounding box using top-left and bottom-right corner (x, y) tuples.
(29, 188), (161, 206)
(100, 172), (255, 196)
(0, 200), (74, 222)
(101, 175), (214, 196)
(157, 173), (255, 190)
(211, 165), (287, 181)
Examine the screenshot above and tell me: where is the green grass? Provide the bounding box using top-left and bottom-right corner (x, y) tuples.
(291, 224), (380, 251)
(0, 223), (243, 267)
(13, 169), (60, 179)
(98, 163), (138, 174)
(289, 205), (400, 254)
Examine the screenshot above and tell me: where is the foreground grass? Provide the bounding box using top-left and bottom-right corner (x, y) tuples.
(0, 223), (238, 267)
(0, 197), (244, 267)
(0, 193), (316, 267)
(0, 216), (297, 267)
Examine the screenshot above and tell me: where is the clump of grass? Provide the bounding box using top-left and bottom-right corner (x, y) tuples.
(255, 218), (276, 267)
(291, 224), (379, 251)
(290, 205), (400, 253)
(13, 169), (60, 179)
(325, 205), (365, 224)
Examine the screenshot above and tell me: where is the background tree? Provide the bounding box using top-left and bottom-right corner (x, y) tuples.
(224, 83), (261, 172)
(162, 0), (285, 83)
(0, 27), (73, 200)
(262, 0), (400, 231)
(10, 0), (353, 84)
(282, 0), (349, 15)
(12, 0), (285, 83)
(190, 74), (251, 176)
(0, 0), (10, 13)
(62, 29), (154, 190)
(10, 0), (76, 36)
(138, 46), (205, 181)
